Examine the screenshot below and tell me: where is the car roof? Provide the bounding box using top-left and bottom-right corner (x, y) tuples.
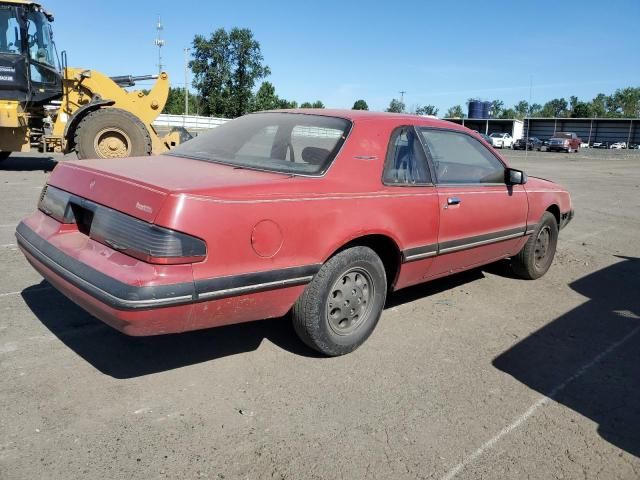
(261, 108), (468, 130)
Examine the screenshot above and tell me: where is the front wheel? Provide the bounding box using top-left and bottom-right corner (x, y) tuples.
(292, 246), (387, 356)
(511, 212), (558, 280)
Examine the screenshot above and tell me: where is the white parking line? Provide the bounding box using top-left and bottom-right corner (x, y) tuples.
(0, 286), (52, 298)
(1, 243), (17, 249)
(0, 224), (17, 228)
(441, 318), (640, 480)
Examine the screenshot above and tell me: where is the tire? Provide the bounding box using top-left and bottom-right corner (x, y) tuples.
(292, 246), (387, 356)
(511, 212), (558, 280)
(0, 151), (10, 162)
(74, 108), (152, 160)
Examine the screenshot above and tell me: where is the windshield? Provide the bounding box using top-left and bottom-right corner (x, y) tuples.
(0, 5), (21, 55)
(27, 10), (56, 67)
(167, 113), (352, 176)
(490, 133), (504, 138)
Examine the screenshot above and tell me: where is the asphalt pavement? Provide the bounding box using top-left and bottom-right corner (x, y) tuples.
(1, 149), (639, 479)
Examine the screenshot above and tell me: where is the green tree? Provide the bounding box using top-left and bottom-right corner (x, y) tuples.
(251, 81), (280, 111)
(162, 87), (198, 115)
(386, 98), (405, 113)
(352, 99), (369, 110)
(590, 93), (608, 117)
(540, 98), (568, 117)
(190, 27), (270, 118)
(514, 100), (529, 119)
(610, 87), (640, 117)
(277, 98), (298, 109)
(528, 103), (542, 117)
(571, 102), (592, 118)
(300, 101), (325, 109)
(445, 105), (465, 118)
(489, 99), (504, 118)
(415, 104), (439, 116)
(499, 108), (517, 119)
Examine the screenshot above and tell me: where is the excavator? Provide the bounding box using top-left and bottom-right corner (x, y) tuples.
(0, 0), (185, 163)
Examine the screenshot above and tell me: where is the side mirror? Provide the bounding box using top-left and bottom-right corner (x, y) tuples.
(506, 168), (527, 185)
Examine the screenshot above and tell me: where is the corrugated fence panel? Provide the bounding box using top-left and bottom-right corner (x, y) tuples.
(524, 119), (638, 145)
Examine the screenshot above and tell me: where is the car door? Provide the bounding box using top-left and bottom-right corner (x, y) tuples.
(417, 128), (528, 276)
(381, 126), (441, 289)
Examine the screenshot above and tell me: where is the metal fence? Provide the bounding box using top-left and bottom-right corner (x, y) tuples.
(154, 114), (228, 131)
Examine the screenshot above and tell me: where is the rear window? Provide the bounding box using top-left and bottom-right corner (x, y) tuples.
(166, 112), (351, 176)
(554, 132), (573, 139)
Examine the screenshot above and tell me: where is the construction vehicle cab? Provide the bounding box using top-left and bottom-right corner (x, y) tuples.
(0, 1), (60, 104)
(0, 1), (186, 162)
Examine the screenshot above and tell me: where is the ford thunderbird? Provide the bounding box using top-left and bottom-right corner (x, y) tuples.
(16, 110), (573, 356)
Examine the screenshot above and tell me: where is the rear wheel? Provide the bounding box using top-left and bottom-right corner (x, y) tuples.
(511, 212), (558, 280)
(74, 108), (152, 160)
(292, 246), (387, 356)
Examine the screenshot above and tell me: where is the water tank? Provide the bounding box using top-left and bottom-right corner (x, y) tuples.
(482, 101), (492, 119)
(468, 100), (483, 119)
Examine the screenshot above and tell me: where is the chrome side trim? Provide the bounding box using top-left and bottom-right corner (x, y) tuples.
(438, 232), (525, 255)
(404, 251), (438, 262)
(198, 276), (314, 301)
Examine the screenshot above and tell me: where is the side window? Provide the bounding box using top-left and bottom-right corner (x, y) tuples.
(382, 127), (431, 185)
(419, 129), (505, 184)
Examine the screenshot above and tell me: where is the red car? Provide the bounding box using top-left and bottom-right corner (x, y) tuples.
(547, 132), (581, 153)
(16, 110), (574, 356)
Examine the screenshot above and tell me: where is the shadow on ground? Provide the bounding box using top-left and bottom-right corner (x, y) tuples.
(21, 268), (486, 379)
(0, 154), (58, 172)
(493, 256), (640, 458)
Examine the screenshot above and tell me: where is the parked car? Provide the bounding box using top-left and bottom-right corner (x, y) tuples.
(610, 142), (627, 149)
(489, 132), (514, 149)
(547, 132), (581, 153)
(513, 137), (543, 151)
(479, 133), (494, 146)
(592, 141), (609, 149)
(16, 110), (574, 356)
(630, 143), (640, 149)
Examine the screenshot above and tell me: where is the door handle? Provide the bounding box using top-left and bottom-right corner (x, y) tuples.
(447, 197), (461, 205)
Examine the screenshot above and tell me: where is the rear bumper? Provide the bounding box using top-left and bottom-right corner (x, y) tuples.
(16, 222), (317, 335)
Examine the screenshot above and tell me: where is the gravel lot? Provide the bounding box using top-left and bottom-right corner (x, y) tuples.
(1, 149), (639, 480)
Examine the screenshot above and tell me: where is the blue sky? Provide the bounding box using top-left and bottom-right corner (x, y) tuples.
(45, 0), (639, 114)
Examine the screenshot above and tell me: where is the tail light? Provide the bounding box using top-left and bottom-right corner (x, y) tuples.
(38, 185), (75, 224)
(38, 185), (206, 264)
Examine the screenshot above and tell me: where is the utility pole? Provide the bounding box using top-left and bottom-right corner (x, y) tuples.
(184, 47), (190, 118)
(399, 90), (406, 104)
(154, 16), (165, 74)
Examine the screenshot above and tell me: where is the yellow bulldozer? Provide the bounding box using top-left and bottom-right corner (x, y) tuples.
(0, 0), (185, 163)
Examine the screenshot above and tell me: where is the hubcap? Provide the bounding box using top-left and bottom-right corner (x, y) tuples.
(326, 268), (374, 335)
(534, 226), (551, 268)
(94, 128), (132, 158)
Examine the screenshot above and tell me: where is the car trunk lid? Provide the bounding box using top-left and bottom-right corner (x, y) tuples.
(46, 155), (290, 222)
